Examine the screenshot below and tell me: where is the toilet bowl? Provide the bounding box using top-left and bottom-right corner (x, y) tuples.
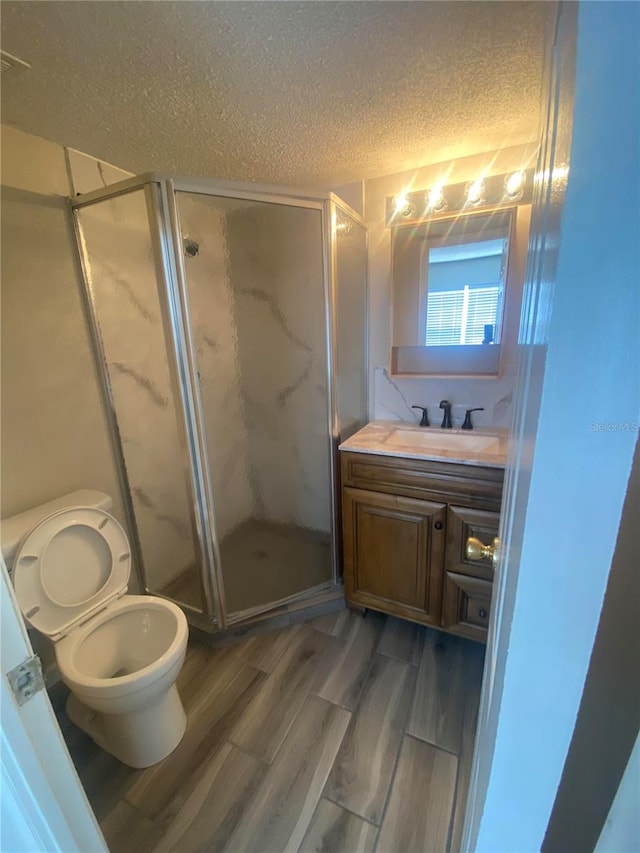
(8, 495), (189, 768)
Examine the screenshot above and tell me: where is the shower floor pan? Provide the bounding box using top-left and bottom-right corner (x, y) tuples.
(161, 518), (332, 617)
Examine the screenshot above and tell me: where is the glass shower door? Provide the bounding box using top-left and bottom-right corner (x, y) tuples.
(75, 187), (210, 618)
(174, 191), (333, 618)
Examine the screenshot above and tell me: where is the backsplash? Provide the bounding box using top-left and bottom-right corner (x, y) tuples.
(373, 366), (515, 429)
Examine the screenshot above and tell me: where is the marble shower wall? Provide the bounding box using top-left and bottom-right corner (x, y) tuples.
(66, 147), (132, 196)
(77, 191), (203, 600)
(175, 194), (254, 539)
(226, 203), (332, 534)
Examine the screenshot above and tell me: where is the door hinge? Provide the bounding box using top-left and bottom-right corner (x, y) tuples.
(6, 654), (45, 706)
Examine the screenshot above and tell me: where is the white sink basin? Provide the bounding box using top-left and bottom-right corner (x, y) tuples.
(387, 429), (501, 454)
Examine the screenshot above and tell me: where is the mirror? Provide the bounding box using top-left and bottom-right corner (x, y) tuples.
(391, 207), (516, 376)
(393, 209), (513, 350)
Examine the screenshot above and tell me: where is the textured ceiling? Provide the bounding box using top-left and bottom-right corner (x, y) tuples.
(1, 1), (549, 186)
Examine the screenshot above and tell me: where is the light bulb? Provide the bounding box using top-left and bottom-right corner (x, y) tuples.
(426, 185), (447, 213)
(466, 178), (485, 206)
(393, 192), (416, 218)
(504, 171), (525, 200)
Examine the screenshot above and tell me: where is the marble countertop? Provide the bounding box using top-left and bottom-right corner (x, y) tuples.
(339, 420), (508, 468)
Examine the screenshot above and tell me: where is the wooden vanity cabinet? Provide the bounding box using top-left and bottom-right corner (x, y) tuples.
(340, 451), (503, 643)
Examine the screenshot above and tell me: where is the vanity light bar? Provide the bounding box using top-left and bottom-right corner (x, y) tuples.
(387, 168), (535, 225)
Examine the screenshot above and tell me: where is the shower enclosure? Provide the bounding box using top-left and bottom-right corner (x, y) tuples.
(71, 175), (367, 632)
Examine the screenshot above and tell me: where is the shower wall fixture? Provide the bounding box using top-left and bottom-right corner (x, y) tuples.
(71, 175), (368, 632)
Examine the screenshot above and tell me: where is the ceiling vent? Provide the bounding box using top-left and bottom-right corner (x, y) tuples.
(0, 50), (31, 73)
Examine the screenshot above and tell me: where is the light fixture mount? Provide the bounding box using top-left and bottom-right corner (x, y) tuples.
(386, 167), (534, 225)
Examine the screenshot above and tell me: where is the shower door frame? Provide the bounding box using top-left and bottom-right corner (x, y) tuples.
(70, 173), (368, 632)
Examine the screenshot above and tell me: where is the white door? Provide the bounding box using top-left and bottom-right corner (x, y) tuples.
(1, 560), (106, 852)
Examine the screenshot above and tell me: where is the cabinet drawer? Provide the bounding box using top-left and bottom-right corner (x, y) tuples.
(443, 571), (492, 642)
(341, 452), (503, 508)
(446, 505), (500, 582)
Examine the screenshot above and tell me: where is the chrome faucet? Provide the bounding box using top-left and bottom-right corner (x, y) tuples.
(439, 400), (453, 428)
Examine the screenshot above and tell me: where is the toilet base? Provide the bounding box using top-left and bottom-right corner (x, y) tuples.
(66, 686), (187, 768)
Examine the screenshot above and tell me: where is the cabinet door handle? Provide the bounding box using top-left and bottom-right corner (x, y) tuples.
(479, 608), (488, 619)
(434, 520), (443, 530)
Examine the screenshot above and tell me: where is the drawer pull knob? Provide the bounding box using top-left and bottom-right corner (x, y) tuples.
(466, 535), (500, 569)
(434, 521), (443, 530)
(479, 608), (488, 619)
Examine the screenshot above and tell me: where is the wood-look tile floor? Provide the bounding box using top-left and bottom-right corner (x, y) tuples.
(55, 609), (485, 853)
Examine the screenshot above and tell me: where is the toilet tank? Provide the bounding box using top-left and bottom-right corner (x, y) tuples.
(1, 489), (113, 571)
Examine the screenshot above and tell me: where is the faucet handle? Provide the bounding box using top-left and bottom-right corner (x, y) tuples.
(461, 407), (484, 430)
(411, 405), (430, 427)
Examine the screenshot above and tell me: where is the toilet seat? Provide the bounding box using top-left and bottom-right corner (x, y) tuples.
(13, 507), (130, 641)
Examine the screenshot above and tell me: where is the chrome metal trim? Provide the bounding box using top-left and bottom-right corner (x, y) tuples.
(325, 203), (370, 582)
(69, 197), (146, 595)
(331, 206), (370, 425)
(160, 180), (228, 628)
(172, 181), (324, 210)
(70, 173), (366, 221)
(225, 580), (336, 625)
(326, 191), (367, 228)
(357, 215), (371, 423)
(141, 183), (217, 624)
(170, 175), (327, 205)
(69, 174), (158, 208)
(151, 589), (218, 632)
(356, 214), (371, 423)
(323, 200), (341, 584)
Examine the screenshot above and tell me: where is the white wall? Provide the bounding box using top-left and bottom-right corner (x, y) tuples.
(473, 3), (640, 849)
(0, 125), (136, 677)
(364, 143), (537, 427)
(0, 126), (126, 527)
(330, 181), (364, 218)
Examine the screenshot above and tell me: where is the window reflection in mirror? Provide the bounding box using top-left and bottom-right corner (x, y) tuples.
(393, 208), (513, 349)
(420, 211), (511, 346)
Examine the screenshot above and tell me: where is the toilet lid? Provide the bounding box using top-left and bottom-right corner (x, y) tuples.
(12, 507), (130, 640)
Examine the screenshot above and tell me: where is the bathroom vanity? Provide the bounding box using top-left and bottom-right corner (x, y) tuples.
(339, 421), (506, 643)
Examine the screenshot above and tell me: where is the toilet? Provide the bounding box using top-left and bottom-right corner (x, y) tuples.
(3, 490), (189, 769)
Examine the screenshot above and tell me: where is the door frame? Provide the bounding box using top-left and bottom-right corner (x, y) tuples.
(463, 2), (640, 849)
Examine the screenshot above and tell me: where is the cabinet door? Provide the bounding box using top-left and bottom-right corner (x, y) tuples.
(443, 505), (500, 642)
(342, 486), (446, 624)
